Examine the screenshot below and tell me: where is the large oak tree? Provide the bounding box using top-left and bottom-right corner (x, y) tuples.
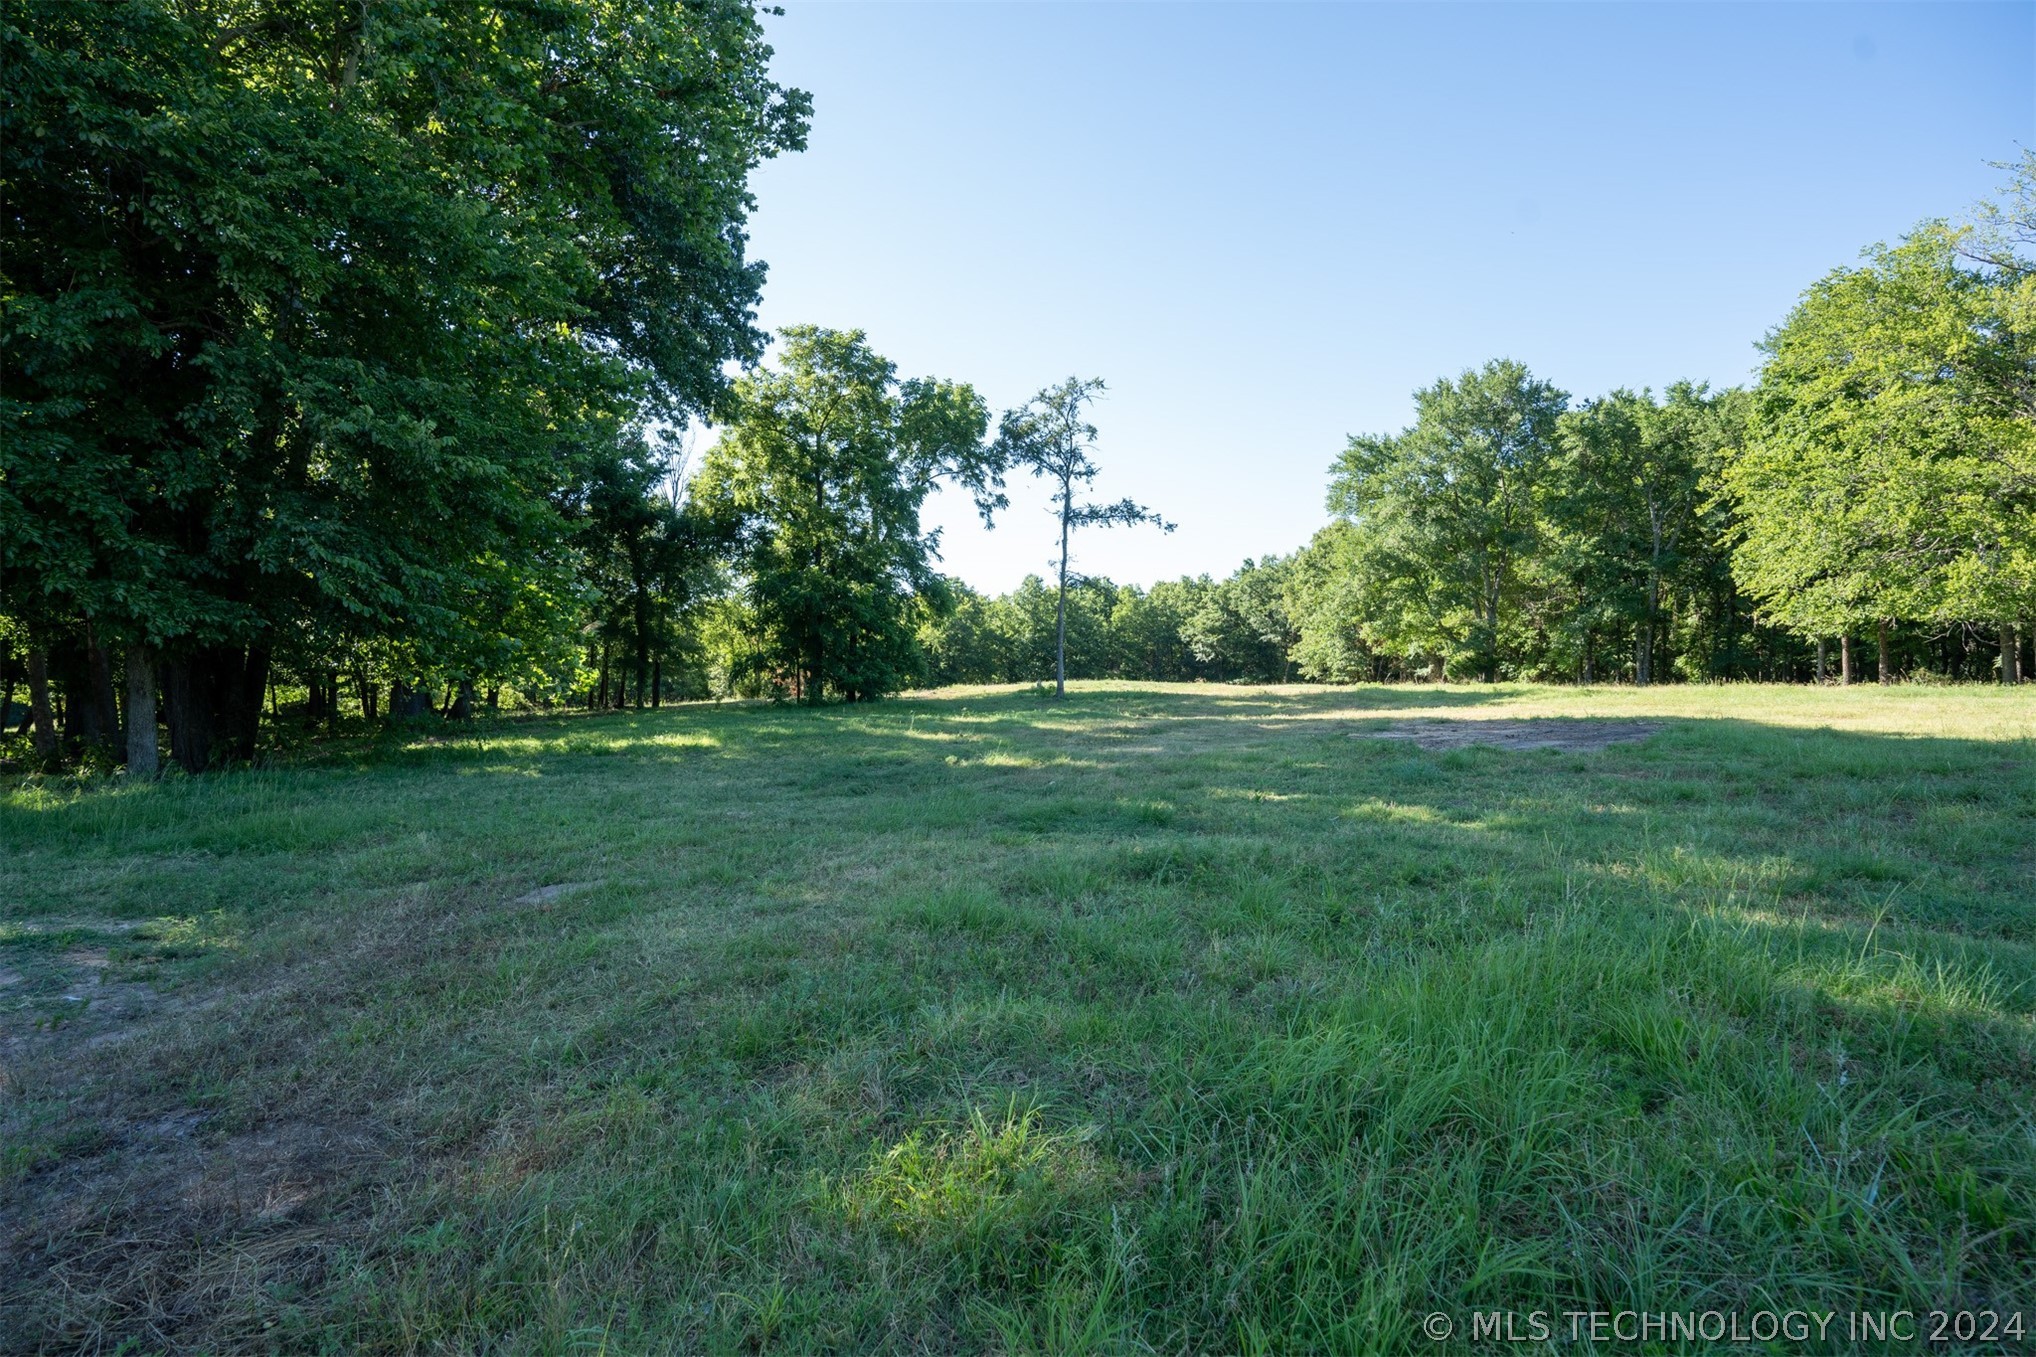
(2, 0), (807, 767)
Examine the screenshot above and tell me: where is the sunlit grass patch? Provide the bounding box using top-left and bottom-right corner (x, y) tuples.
(946, 749), (1100, 771)
(129, 910), (243, 958)
(1341, 796), (1448, 824)
(830, 1105), (1116, 1245)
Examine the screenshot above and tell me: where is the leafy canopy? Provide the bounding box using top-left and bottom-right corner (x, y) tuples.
(690, 327), (993, 701)
(1726, 228), (2036, 636)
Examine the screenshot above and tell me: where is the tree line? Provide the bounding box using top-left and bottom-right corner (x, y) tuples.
(4, 0), (2031, 775)
(923, 190), (2035, 692)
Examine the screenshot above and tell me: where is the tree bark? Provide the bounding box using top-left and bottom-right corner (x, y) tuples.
(1840, 635), (1853, 686)
(26, 649), (57, 759)
(1816, 639), (1827, 684)
(125, 644), (159, 778)
(390, 679), (432, 720)
(84, 631), (120, 751)
(1635, 622), (1651, 687)
(633, 583), (651, 711)
(165, 657), (213, 770)
(163, 645), (268, 770)
(448, 679), (474, 720)
(1484, 585), (1500, 683)
(2003, 623), (2021, 685)
(651, 660), (662, 709)
(1877, 621), (1892, 686)
(1054, 496), (1071, 698)
(1428, 655), (1445, 683)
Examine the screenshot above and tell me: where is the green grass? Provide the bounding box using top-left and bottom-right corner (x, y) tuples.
(3, 682), (2033, 1354)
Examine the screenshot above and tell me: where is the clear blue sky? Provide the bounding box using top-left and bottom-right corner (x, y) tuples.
(728, 1), (2034, 594)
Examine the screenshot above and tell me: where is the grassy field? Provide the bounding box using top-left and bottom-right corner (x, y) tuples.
(3, 681), (2033, 1354)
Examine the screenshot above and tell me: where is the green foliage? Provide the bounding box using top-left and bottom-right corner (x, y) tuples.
(1285, 523), (1380, 681)
(1726, 227), (2036, 639)
(1306, 368), (1823, 686)
(916, 564), (1305, 688)
(1328, 360), (1568, 680)
(1, 0), (806, 760)
(690, 328), (993, 702)
(1180, 556), (1297, 681)
(1537, 383), (1746, 682)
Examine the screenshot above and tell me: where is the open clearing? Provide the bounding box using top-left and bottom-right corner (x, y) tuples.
(3, 682), (2034, 1354)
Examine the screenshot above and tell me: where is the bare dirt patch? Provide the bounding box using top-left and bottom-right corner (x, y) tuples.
(0, 936), (394, 1352)
(2, 1109), (389, 1352)
(1354, 718), (1663, 752)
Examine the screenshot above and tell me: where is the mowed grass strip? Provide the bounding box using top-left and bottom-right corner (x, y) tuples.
(2, 682), (2033, 1354)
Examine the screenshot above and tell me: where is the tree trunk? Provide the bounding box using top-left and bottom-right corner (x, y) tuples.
(238, 648), (269, 759)
(1428, 655), (1445, 683)
(159, 642), (266, 769)
(1877, 621), (1892, 686)
(1054, 501), (1071, 698)
(1840, 635), (1853, 686)
(2003, 623), (2021, 685)
(50, 633), (119, 753)
(26, 649), (57, 759)
(598, 644), (610, 710)
(389, 679), (432, 720)
(448, 679), (474, 720)
(162, 652), (216, 771)
(125, 644), (159, 778)
(651, 660), (662, 709)
(1634, 622), (1651, 687)
(1816, 639), (1827, 684)
(487, 685), (500, 712)
(84, 631), (120, 751)
(1484, 588), (1500, 683)
(633, 588), (651, 711)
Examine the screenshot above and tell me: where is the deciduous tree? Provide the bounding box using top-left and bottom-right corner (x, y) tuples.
(690, 328), (994, 702)
(1328, 361), (1566, 680)
(993, 379), (1171, 697)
